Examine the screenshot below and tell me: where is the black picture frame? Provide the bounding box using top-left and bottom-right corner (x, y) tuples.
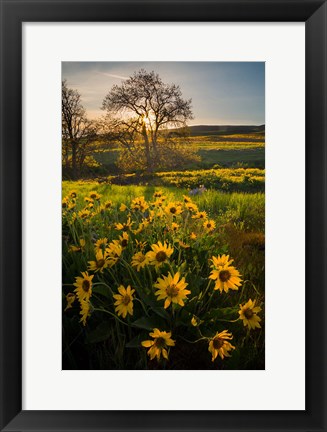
(0, 0), (326, 431)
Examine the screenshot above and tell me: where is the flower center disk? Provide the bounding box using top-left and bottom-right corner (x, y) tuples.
(219, 270), (231, 282)
(122, 295), (131, 305)
(156, 251), (167, 262)
(166, 284), (179, 298)
(213, 338), (224, 350)
(82, 280), (90, 292)
(244, 309), (254, 319)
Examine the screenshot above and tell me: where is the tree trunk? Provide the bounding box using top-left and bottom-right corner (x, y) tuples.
(142, 125), (152, 172)
(72, 141), (77, 180)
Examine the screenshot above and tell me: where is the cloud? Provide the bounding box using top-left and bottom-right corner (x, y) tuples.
(99, 72), (129, 80)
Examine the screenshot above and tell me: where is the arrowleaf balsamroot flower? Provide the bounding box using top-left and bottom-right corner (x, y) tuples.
(211, 254), (234, 268)
(68, 190), (77, 199)
(119, 203), (127, 212)
(146, 241), (174, 268)
(203, 219), (216, 232)
(115, 217), (133, 231)
(238, 299), (262, 329)
(79, 299), (91, 326)
(69, 238), (86, 253)
(154, 272), (191, 309)
(94, 237), (108, 253)
(118, 232), (129, 248)
(113, 285), (135, 318)
(65, 293), (76, 311)
(192, 210), (207, 220)
(88, 250), (109, 273)
(165, 202), (183, 216)
(131, 196), (149, 212)
(131, 251), (149, 271)
(208, 330), (235, 362)
(74, 271), (94, 302)
(209, 255), (242, 293)
(142, 329), (175, 361)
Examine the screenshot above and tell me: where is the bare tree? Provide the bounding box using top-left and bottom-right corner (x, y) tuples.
(62, 80), (97, 179)
(101, 70), (198, 172)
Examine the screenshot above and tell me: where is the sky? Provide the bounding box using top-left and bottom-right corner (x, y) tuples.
(62, 62), (265, 125)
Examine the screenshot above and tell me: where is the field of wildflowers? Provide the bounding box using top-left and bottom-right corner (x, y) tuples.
(62, 183), (265, 369)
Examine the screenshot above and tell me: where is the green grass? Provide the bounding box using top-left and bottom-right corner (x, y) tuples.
(62, 182), (265, 231)
(91, 133), (265, 174)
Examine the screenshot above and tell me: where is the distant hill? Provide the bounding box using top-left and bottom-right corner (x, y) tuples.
(186, 125), (265, 136)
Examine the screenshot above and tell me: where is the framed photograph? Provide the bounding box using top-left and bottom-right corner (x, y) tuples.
(0, 0), (326, 431)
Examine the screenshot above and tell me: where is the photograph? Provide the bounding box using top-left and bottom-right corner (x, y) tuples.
(62, 61), (265, 370)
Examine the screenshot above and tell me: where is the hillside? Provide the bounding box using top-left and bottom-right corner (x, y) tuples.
(187, 124), (265, 136)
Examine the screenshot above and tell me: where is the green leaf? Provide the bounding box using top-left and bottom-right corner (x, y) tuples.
(85, 321), (112, 344)
(92, 284), (112, 300)
(151, 307), (170, 320)
(132, 315), (167, 331)
(205, 307), (238, 321)
(125, 333), (146, 348)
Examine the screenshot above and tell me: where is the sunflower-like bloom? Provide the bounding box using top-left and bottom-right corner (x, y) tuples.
(165, 202), (183, 216)
(78, 208), (91, 220)
(170, 222), (179, 232)
(209, 256), (242, 293)
(94, 237), (108, 253)
(88, 250), (109, 273)
(154, 272), (191, 309)
(185, 202), (198, 213)
(146, 241), (174, 268)
(64, 293), (76, 311)
(153, 190), (164, 198)
(69, 190), (77, 199)
(203, 219), (216, 232)
(69, 238), (86, 253)
(105, 241), (123, 267)
(104, 200), (112, 209)
(119, 203), (127, 212)
(152, 198), (165, 208)
(190, 232), (197, 240)
(191, 315), (201, 327)
(133, 219), (150, 235)
(115, 217), (133, 231)
(141, 328), (175, 361)
(131, 251), (149, 271)
(62, 197), (70, 209)
(208, 330), (235, 362)
(211, 254), (234, 267)
(182, 195), (192, 203)
(113, 285), (135, 318)
(118, 232), (129, 248)
(239, 299), (262, 329)
(89, 191), (101, 200)
(131, 196), (149, 212)
(135, 239), (147, 250)
(84, 197), (94, 206)
(192, 210), (208, 220)
(79, 299), (91, 326)
(73, 271), (94, 302)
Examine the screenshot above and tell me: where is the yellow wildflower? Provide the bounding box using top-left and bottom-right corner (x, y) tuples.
(146, 241), (174, 268)
(154, 272), (190, 309)
(113, 285), (135, 318)
(141, 329), (175, 361)
(88, 250), (109, 273)
(64, 293), (76, 311)
(73, 271), (94, 302)
(131, 251), (149, 271)
(238, 299), (262, 329)
(208, 330), (235, 361)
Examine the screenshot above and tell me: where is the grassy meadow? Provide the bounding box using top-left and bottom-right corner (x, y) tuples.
(62, 131), (265, 370)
